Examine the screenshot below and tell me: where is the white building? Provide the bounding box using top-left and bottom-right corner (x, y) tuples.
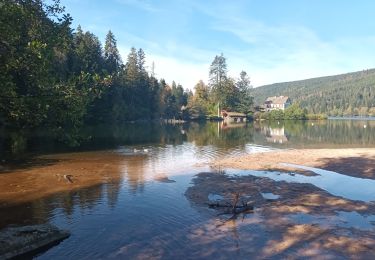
(264, 96), (291, 111)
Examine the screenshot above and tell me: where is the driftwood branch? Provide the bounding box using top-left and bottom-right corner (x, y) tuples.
(208, 192), (254, 218)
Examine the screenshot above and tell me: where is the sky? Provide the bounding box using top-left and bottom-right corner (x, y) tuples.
(60, 0), (375, 89)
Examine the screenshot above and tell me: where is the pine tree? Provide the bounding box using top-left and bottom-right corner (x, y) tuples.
(104, 30), (121, 74)
(137, 48), (146, 73)
(125, 47), (138, 84)
(209, 53), (227, 87)
(236, 71), (253, 114)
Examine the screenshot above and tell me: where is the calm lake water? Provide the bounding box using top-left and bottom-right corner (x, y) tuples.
(0, 119), (374, 259)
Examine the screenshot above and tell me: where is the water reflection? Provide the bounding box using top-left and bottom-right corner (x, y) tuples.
(0, 120), (375, 258)
(253, 119), (375, 148)
(288, 211), (375, 231)
(261, 126), (288, 144)
(226, 164), (375, 202)
(1, 120), (375, 162)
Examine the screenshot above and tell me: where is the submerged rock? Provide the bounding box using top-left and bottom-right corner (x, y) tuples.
(0, 224), (69, 259)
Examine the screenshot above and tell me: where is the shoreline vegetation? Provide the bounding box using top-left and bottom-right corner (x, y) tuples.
(2, 0), (373, 139)
(1, 1), (253, 133)
(2, 1), (375, 259)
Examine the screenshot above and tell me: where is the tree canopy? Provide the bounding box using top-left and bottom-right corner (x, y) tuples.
(188, 54), (253, 118)
(0, 0), (191, 131)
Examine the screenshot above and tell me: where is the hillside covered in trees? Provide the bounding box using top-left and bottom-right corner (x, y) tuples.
(253, 69), (375, 116)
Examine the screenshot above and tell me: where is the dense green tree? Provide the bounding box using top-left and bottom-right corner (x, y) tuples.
(188, 80), (210, 119)
(0, 0), (92, 128)
(104, 30), (121, 74)
(1, 0), (260, 139)
(209, 53), (228, 105)
(0, 0), (192, 132)
(73, 27), (104, 75)
(188, 55), (254, 118)
(284, 103), (307, 120)
(209, 53), (227, 87)
(235, 71), (253, 114)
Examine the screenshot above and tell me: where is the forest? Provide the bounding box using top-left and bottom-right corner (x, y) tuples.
(0, 0), (253, 131)
(253, 69), (375, 116)
(2, 0), (373, 134)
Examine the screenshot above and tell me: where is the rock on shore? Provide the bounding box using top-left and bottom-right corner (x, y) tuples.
(0, 224), (69, 259)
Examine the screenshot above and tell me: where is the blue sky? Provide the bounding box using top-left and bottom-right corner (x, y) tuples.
(61, 0), (375, 88)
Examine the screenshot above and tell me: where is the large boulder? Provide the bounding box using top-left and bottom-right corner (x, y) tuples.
(0, 224), (69, 259)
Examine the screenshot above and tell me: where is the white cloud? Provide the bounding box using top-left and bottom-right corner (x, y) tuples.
(118, 44), (210, 89)
(207, 14), (375, 86)
(114, 0), (375, 88)
(146, 54), (210, 89)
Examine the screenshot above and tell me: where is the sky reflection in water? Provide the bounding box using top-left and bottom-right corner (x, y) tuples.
(0, 120), (375, 258)
(226, 163), (375, 202)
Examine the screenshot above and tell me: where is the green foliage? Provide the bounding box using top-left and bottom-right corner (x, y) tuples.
(306, 114), (328, 120)
(253, 70), (375, 116)
(267, 110), (285, 120)
(254, 104), (308, 121)
(104, 30), (122, 74)
(236, 71), (253, 114)
(190, 54), (253, 118)
(188, 80), (209, 119)
(0, 0), (191, 132)
(0, 0), (89, 128)
(284, 103), (307, 120)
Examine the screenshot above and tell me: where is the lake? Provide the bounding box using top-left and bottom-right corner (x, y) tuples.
(0, 119), (374, 259)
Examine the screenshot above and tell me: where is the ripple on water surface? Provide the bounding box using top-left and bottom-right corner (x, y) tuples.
(226, 164), (375, 202)
(288, 211), (375, 231)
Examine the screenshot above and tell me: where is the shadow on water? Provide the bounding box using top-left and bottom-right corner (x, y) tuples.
(0, 120), (375, 259)
(319, 156), (375, 179)
(0, 182), (109, 229)
(185, 170), (375, 259)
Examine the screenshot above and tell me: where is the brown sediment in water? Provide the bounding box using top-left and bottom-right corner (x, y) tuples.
(212, 148), (375, 179)
(185, 171), (375, 259)
(182, 147), (375, 258)
(0, 151), (147, 208)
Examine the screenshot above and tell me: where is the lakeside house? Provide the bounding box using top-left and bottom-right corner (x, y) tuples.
(264, 96), (291, 111)
(221, 110), (247, 123)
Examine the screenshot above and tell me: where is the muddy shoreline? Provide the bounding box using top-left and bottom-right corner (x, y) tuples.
(0, 148), (374, 208)
(212, 148), (375, 179)
(183, 148), (375, 258)
(185, 170), (375, 259)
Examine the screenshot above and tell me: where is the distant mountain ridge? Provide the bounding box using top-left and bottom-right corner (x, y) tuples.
(253, 69), (375, 116)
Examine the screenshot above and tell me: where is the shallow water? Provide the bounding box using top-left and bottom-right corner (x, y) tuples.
(226, 164), (375, 202)
(0, 120), (375, 258)
(261, 192), (280, 200)
(288, 211), (375, 231)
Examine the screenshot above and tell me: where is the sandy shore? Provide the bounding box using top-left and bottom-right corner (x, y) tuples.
(0, 151), (147, 208)
(185, 171), (375, 259)
(213, 148), (375, 179)
(187, 148), (375, 258)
